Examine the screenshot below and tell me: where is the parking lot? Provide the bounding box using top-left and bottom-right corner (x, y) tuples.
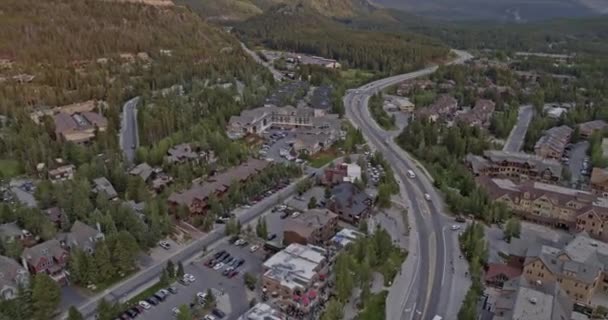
(564, 141), (590, 187)
(128, 241), (267, 320)
(259, 129), (296, 163)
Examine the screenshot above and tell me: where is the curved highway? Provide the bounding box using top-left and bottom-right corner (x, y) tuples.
(344, 50), (472, 320)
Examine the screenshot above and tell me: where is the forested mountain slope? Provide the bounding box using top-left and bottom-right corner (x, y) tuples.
(0, 0), (255, 112)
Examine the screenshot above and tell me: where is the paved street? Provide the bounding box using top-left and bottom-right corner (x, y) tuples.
(120, 97), (140, 164)
(503, 104), (534, 152)
(239, 42), (283, 82)
(344, 49), (472, 320)
(566, 141), (589, 186)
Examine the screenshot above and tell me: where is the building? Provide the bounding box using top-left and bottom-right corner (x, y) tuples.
(578, 120), (607, 139)
(492, 277), (573, 320)
(331, 228), (364, 249)
(321, 163), (362, 185)
(480, 176), (599, 228)
(168, 159), (270, 215)
(589, 167), (608, 197)
(0, 255), (29, 300)
(53, 111), (107, 144)
(262, 244), (328, 311)
(575, 199), (608, 242)
(129, 162), (153, 182)
(327, 182), (373, 224)
(484, 263), (523, 288)
(165, 144), (215, 164)
(48, 164), (75, 182)
(21, 239), (69, 284)
(92, 177), (118, 200)
(466, 150), (563, 184)
(456, 99), (496, 128)
(506, 232), (608, 307)
(238, 303), (285, 320)
(56, 221), (104, 254)
(283, 209), (339, 245)
(227, 105), (341, 140)
(534, 126), (573, 160)
(414, 95), (458, 123)
(384, 95), (415, 113)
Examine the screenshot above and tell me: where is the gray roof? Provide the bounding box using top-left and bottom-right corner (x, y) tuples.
(56, 221), (103, 253)
(93, 177), (118, 199)
(0, 222), (22, 239)
(22, 239), (66, 264)
(129, 162), (153, 181)
(330, 182), (372, 217)
(0, 255), (28, 298)
(495, 277), (572, 320)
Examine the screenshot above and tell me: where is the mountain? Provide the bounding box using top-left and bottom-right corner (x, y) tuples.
(175, 0), (374, 21)
(371, 0), (608, 21)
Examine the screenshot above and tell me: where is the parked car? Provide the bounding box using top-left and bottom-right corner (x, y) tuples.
(212, 308), (226, 319)
(125, 308), (139, 318)
(139, 301), (152, 310)
(454, 216), (466, 223)
(168, 286), (178, 294)
(228, 270), (239, 278)
(159, 241), (171, 250)
(451, 225), (461, 231)
(280, 211), (289, 219)
(213, 262), (225, 271)
(145, 297), (159, 306)
(184, 274), (195, 282)
(250, 245), (260, 252)
(204, 315), (216, 320)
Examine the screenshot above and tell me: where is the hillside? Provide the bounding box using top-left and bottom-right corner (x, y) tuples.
(371, 0), (608, 21)
(234, 4), (449, 74)
(176, 0), (373, 21)
(0, 0), (253, 112)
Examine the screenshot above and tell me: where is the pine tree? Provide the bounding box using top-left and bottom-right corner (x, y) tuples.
(176, 261), (185, 279)
(31, 274), (60, 320)
(67, 306), (84, 320)
(94, 242), (115, 283)
(166, 260), (175, 278)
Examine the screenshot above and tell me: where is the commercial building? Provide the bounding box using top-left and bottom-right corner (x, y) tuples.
(578, 120), (607, 139)
(327, 182), (373, 224)
(466, 150), (563, 184)
(283, 209), (339, 246)
(168, 159), (269, 215)
(534, 125), (573, 160)
(480, 176), (598, 228)
(321, 163), (362, 186)
(238, 303), (285, 320)
(262, 244), (328, 311)
(383, 95), (415, 113)
(590, 167), (608, 198)
(53, 111), (107, 144)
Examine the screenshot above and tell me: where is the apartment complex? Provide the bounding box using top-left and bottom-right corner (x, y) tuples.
(262, 244), (328, 311)
(456, 98), (496, 129)
(508, 233), (608, 306)
(283, 209), (339, 246)
(534, 125), (573, 160)
(578, 120), (607, 139)
(467, 150), (563, 184)
(480, 176), (598, 228)
(168, 159), (270, 215)
(590, 167), (608, 198)
(414, 94), (458, 123)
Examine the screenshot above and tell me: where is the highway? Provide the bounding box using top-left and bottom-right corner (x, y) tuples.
(120, 97), (140, 164)
(344, 50), (472, 320)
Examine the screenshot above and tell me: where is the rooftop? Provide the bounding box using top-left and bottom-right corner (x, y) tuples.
(238, 303), (285, 320)
(263, 244), (327, 290)
(284, 209), (337, 239)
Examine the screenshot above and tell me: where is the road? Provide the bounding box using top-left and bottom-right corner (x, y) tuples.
(120, 97), (140, 164)
(239, 42), (283, 82)
(503, 104), (534, 152)
(344, 50), (472, 320)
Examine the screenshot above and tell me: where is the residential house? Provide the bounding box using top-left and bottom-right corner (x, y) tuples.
(327, 182), (373, 224)
(456, 99), (496, 129)
(480, 176), (599, 228)
(466, 150), (563, 184)
(484, 263), (523, 288)
(283, 209), (339, 246)
(93, 177), (118, 200)
(56, 221), (104, 254)
(48, 164), (76, 182)
(534, 125), (573, 160)
(590, 167), (608, 198)
(129, 162), (154, 182)
(414, 95), (458, 123)
(0, 255), (29, 300)
(492, 277), (573, 320)
(165, 144), (215, 164)
(44, 207), (67, 230)
(0, 222), (33, 247)
(168, 159), (269, 215)
(53, 111), (107, 144)
(21, 239), (69, 284)
(151, 173), (173, 193)
(262, 244), (328, 313)
(578, 120), (607, 139)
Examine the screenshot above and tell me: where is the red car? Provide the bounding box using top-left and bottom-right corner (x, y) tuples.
(228, 270), (239, 278)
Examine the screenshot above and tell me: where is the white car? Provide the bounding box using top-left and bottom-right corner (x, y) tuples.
(139, 301), (151, 310)
(184, 274), (195, 282)
(250, 245), (260, 252)
(213, 262), (225, 270)
(204, 315), (216, 320)
(451, 225), (461, 231)
(197, 292), (208, 300)
(235, 239), (245, 246)
(159, 241), (171, 250)
(424, 193), (431, 201)
(172, 307), (180, 315)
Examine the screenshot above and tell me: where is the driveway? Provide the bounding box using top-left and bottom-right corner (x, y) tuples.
(503, 105), (534, 152)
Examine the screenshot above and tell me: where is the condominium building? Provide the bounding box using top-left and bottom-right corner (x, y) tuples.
(467, 150), (563, 184)
(283, 209), (339, 246)
(534, 125), (573, 160)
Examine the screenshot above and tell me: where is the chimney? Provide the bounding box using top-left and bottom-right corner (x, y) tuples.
(96, 222), (102, 233)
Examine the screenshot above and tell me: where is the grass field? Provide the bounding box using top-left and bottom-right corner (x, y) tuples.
(309, 149), (340, 168)
(0, 159), (22, 178)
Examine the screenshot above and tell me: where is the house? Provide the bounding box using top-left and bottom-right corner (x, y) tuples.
(327, 182), (373, 224)
(56, 221), (104, 254)
(384, 95), (415, 113)
(283, 209), (339, 246)
(151, 173), (173, 193)
(165, 144), (210, 164)
(578, 120), (607, 139)
(0, 255), (29, 300)
(53, 110), (107, 144)
(456, 99), (496, 128)
(0, 222), (33, 246)
(414, 95), (458, 123)
(129, 162), (153, 182)
(168, 159), (270, 215)
(48, 164), (76, 182)
(321, 163), (362, 186)
(466, 150), (563, 184)
(21, 239), (69, 284)
(93, 177), (118, 200)
(590, 167), (608, 198)
(484, 263), (523, 287)
(492, 277), (573, 320)
(534, 125), (573, 160)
